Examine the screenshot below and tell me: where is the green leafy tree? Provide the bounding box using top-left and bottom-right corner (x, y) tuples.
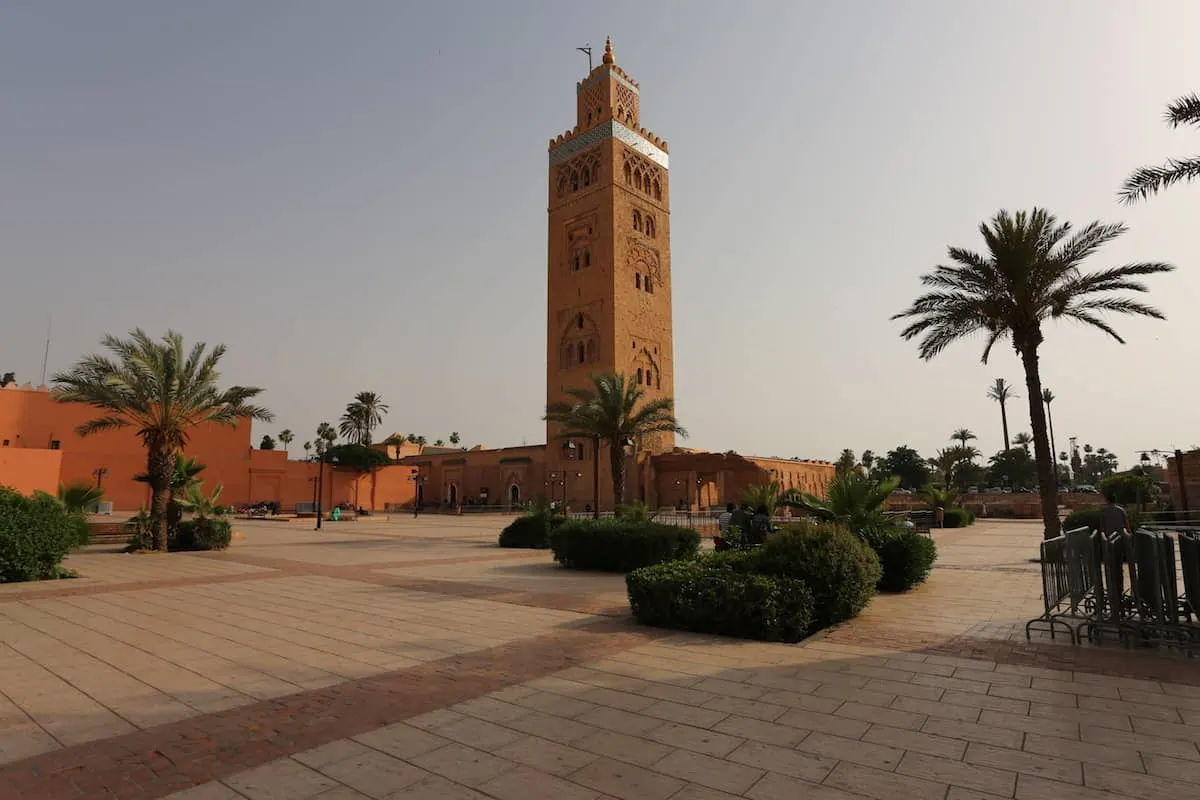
(259, 434), (276, 450)
(339, 391), (389, 445)
(176, 482), (227, 517)
(278, 429), (293, 454)
(988, 447), (1038, 489)
(783, 471), (900, 536)
(986, 378), (1018, 451)
(835, 449), (857, 476)
(53, 330), (270, 551)
(876, 445), (930, 490)
(323, 443), (391, 471)
(544, 373), (686, 510)
(1076, 445), (1120, 485)
(0, 372), (14, 387)
(1099, 467), (1160, 509)
(57, 481), (104, 513)
(1121, 93), (1200, 202)
(894, 209), (1173, 537)
(929, 446), (980, 490)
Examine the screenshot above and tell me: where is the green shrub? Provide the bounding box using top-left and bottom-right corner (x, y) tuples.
(941, 508), (975, 528)
(0, 487), (77, 582)
(1062, 506), (1149, 532)
(172, 518), (232, 551)
(68, 513), (91, 547)
(626, 561), (814, 642)
(498, 512), (564, 549)
(550, 519), (700, 572)
(752, 521), (881, 630)
(873, 529), (938, 592)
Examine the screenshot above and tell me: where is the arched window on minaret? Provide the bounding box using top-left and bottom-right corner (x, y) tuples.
(635, 273), (641, 289)
(573, 254), (580, 272)
(645, 277), (654, 293)
(578, 342), (586, 364)
(632, 210), (641, 231)
(577, 313), (584, 329)
(623, 162), (632, 184)
(645, 217), (655, 237)
(635, 172), (643, 191)
(583, 249), (591, 267)
(653, 179), (662, 200)
(637, 368), (644, 385)
(582, 167), (591, 187)
(586, 339), (596, 362)
(571, 171), (579, 192)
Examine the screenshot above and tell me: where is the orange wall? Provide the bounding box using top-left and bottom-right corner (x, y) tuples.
(0, 448), (62, 497)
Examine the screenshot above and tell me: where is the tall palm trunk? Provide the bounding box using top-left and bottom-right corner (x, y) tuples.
(999, 401), (1010, 451)
(592, 434), (601, 518)
(1046, 403), (1057, 485)
(609, 435), (626, 512)
(1018, 347), (1059, 539)
(147, 445), (173, 551)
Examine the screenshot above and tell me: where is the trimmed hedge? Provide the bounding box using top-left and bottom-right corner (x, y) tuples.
(627, 561), (814, 642)
(498, 512), (562, 549)
(873, 529), (938, 592)
(941, 508), (975, 528)
(550, 519), (700, 572)
(172, 518), (232, 551)
(0, 487), (77, 582)
(752, 522), (881, 630)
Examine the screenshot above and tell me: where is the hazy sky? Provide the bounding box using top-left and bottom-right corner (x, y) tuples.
(3, 1), (1198, 467)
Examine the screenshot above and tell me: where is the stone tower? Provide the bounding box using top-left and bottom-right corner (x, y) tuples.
(545, 38), (674, 509)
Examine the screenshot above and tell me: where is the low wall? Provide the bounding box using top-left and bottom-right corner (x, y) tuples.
(886, 492), (1105, 519)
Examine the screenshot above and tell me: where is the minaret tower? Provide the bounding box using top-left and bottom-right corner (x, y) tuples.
(545, 38), (674, 508)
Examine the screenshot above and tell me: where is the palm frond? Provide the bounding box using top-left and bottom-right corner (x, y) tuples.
(1120, 157), (1200, 204)
(1166, 93), (1200, 128)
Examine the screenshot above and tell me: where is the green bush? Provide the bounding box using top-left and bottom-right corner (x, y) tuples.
(498, 512), (563, 549)
(172, 518), (232, 551)
(0, 487), (77, 582)
(550, 519), (700, 572)
(1062, 506), (1149, 532)
(752, 521), (881, 630)
(873, 529), (938, 592)
(68, 513), (91, 547)
(626, 561), (814, 642)
(941, 508), (975, 528)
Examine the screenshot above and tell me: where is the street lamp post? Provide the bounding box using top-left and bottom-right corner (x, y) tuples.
(316, 455), (339, 530)
(410, 469), (425, 518)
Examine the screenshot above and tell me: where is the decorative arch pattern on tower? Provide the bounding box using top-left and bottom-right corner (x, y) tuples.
(622, 151), (662, 201)
(627, 239), (662, 293)
(555, 148), (603, 199)
(558, 310), (601, 370)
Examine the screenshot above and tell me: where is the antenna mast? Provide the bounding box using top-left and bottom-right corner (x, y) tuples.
(576, 44), (592, 73)
(40, 315), (52, 386)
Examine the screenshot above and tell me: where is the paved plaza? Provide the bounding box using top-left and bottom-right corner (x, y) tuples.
(1, 517), (1198, 799)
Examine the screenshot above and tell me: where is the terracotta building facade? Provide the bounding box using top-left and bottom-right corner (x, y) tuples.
(0, 40), (832, 513)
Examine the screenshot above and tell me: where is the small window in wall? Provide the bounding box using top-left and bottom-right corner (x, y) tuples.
(632, 210), (641, 231)
(582, 167), (591, 186)
(573, 254), (580, 271)
(49, 440), (61, 450)
(645, 277), (654, 293)
(1, 440), (8, 447)
(578, 342), (586, 364)
(577, 313), (584, 329)
(587, 111), (592, 124)
(645, 217), (655, 237)
(623, 163), (632, 184)
(637, 368), (644, 385)
(635, 172), (643, 191)
(646, 370), (653, 387)
(571, 172), (579, 191)
(584, 249), (591, 267)
(635, 273), (641, 289)
(653, 179), (662, 200)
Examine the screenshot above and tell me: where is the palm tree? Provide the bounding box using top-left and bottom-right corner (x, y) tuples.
(58, 481), (104, 513)
(449, 431), (461, 446)
(176, 482), (226, 518)
(1120, 93), (1200, 203)
(741, 482), (782, 517)
(134, 453), (208, 541)
(860, 450), (875, 475)
(414, 435), (427, 447)
(278, 429), (294, 454)
(835, 449), (857, 476)
(1012, 432), (1034, 452)
(986, 379), (1018, 451)
(316, 422), (336, 455)
(951, 428), (976, 448)
(53, 330), (270, 550)
(894, 209), (1173, 537)
(783, 471), (900, 536)
(1041, 389), (1057, 474)
(544, 373), (686, 511)
(338, 391), (388, 446)
(0, 372), (14, 387)
(303, 441), (312, 461)
(434, 439), (445, 446)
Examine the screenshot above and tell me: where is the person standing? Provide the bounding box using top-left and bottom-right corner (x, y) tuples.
(1099, 488), (1129, 534)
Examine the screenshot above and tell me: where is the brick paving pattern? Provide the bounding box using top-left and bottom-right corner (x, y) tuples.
(1, 516), (1197, 798)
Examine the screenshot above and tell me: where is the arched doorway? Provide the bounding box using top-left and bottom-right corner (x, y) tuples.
(448, 484), (458, 506)
(509, 484), (521, 507)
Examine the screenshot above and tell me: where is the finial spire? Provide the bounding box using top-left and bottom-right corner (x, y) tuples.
(602, 36), (614, 65)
